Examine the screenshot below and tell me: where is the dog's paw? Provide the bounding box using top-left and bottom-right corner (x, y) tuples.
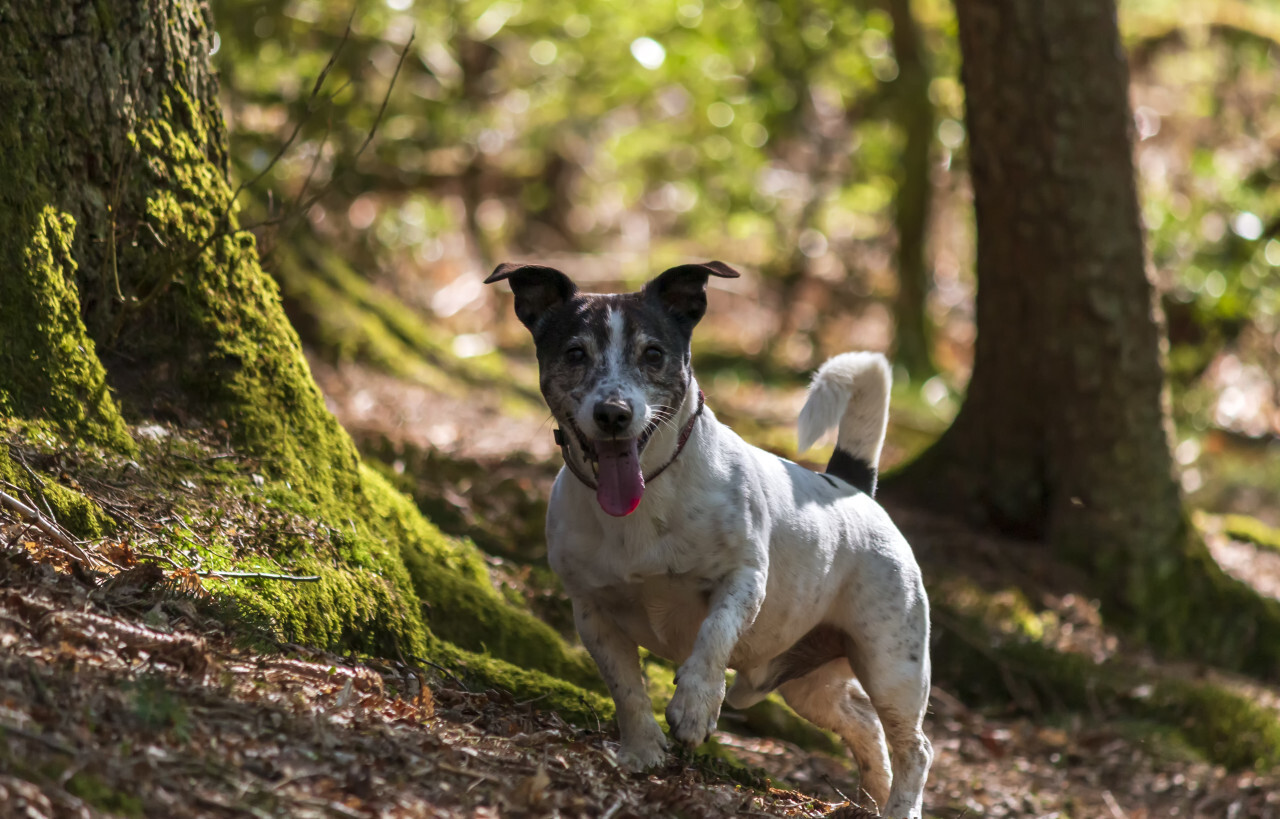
(617, 721), (668, 772)
(665, 671), (725, 747)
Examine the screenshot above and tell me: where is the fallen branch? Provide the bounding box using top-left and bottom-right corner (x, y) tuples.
(197, 570), (321, 582)
(0, 487), (94, 566)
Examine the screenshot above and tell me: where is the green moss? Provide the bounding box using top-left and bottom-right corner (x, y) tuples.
(1148, 677), (1280, 770)
(731, 695), (844, 756)
(361, 440), (551, 562)
(1127, 524), (1280, 680)
(0, 207), (132, 451)
(0, 17), (129, 452)
(115, 95), (608, 712)
(932, 591), (1280, 771)
(433, 641), (613, 726)
(104, 114), (359, 520)
(162, 470), (433, 659)
(672, 740), (772, 792)
(643, 653), (842, 756)
(272, 237), (539, 407)
(1220, 513), (1280, 555)
(65, 771), (144, 817)
(363, 464), (602, 692)
(0, 445), (114, 539)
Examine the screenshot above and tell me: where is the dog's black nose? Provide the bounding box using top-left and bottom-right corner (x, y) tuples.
(593, 399), (633, 436)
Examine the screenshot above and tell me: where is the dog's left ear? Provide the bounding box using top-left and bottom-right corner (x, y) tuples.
(643, 261), (740, 329)
(485, 262), (579, 332)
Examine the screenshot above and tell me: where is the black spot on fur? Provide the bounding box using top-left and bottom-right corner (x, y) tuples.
(826, 448), (877, 496)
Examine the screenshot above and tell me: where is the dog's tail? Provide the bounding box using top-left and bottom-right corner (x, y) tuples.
(796, 352), (891, 496)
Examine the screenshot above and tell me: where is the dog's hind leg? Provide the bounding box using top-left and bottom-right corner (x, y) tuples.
(841, 591), (932, 818)
(778, 658), (891, 811)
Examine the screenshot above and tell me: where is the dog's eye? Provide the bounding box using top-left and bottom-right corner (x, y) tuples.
(643, 346), (664, 366)
(565, 346), (586, 364)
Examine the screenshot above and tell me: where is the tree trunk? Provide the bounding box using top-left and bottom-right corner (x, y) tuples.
(0, 0), (606, 710)
(891, 0), (1280, 677)
(885, 0), (937, 379)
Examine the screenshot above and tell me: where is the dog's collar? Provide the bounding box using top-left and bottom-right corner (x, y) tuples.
(554, 390), (706, 491)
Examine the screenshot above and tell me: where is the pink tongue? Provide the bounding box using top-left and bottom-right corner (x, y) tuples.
(595, 438), (645, 517)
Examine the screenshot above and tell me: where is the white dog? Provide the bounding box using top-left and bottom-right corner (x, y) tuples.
(486, 261), (932, 818)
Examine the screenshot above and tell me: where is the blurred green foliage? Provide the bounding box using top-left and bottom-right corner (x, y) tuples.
(210, 0), (1280, 515)
(211, 0), (962, 364)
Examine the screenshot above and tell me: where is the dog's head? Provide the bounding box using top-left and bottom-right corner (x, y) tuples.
(485, 261), (740, 516)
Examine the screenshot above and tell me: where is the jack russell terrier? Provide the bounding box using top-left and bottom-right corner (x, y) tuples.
(485, 260), (932, 818)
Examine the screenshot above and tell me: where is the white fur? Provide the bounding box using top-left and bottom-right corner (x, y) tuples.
(546, 350), (933, 818)
(797, 351), (892, 463)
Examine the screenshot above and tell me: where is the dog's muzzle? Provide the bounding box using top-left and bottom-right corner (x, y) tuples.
(553, 391), (707, 517)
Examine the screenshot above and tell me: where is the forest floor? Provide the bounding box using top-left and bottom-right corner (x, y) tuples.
(2, 357), (1279, 817)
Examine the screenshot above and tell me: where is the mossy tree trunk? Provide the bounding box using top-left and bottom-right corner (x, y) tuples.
(1, 0), (358, 496)
(890, 0), (1280, 677)
(0, 0), (607, 711)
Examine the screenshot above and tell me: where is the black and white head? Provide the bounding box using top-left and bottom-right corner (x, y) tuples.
(485, 261), (740, 517)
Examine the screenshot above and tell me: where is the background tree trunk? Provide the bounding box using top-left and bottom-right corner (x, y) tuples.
(890, 0), (1280, 676)
(885, 0), (937, 379)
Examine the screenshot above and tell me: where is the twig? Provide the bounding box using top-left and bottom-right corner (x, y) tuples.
(1101, 790), (1128, 819)
(410, 656), (469, 692)
(291, 111), (333, 215)
(0, 721), (77, 755)
(821, 775), (852, 805)
(197, 570), (321, 582)
(5, 522), (35, 550)
(224, 11), (353, 221)
(436, 761), (489, 780)
(225, 28), (417, 239)
(579, 694), (602, 735)
(352, 28), (415, 161)
(515, 691), (551, 708)
(137, 552), (187, 571)
(601, 796), (625, 819)
(0, 488), (93, 566)
(170, 451), (239, 463)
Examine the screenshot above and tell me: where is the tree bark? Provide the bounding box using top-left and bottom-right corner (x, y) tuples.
(890, 0), (1280, 676)
(884, 0), (937, 379)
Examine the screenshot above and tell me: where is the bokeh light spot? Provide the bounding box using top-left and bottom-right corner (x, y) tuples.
(938, 119), (965, 149)
(530, 39), (557, 66)
(707, 102), (735, 128)
(1232, 211), (1263, 240)
(743, 123), (768, 148)
(631, 37), (666, 70)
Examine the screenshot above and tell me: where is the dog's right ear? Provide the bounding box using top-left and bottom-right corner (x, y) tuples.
(484, 263), (579, 332)
(643, 261), (741, 330)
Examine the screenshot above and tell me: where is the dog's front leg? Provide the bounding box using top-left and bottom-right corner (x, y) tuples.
(573, 598), (667, 771)
(666, 566), (766, 746)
